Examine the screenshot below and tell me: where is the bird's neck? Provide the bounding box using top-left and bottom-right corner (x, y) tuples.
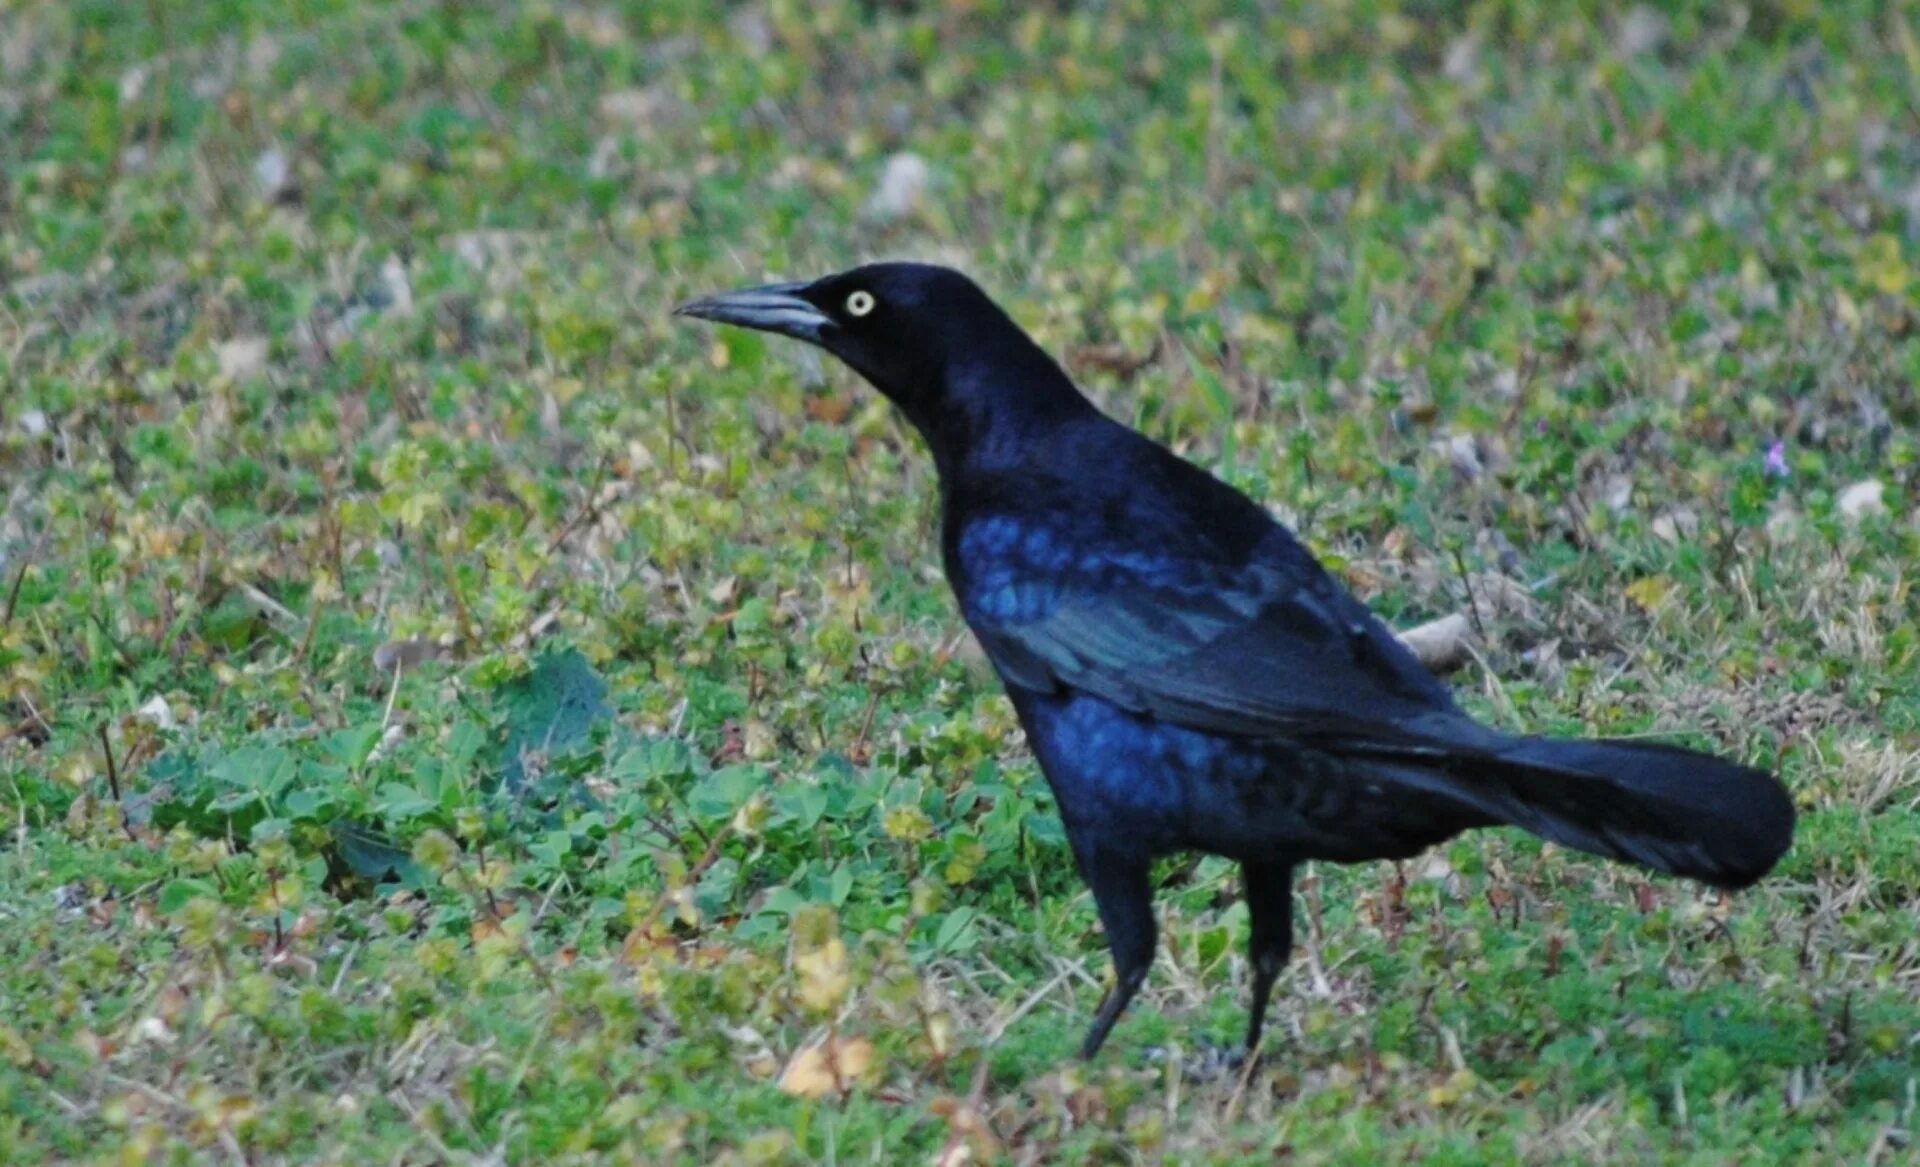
(914, 344), (1099, 481)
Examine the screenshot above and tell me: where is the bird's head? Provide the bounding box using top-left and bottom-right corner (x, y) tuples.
(676, 263), (1089, 465)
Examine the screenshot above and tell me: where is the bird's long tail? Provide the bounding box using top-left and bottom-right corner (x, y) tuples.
(1371, 735), (1795, 889)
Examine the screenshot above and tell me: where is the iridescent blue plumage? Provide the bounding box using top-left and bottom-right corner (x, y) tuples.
(678, 261), (1797, 1062)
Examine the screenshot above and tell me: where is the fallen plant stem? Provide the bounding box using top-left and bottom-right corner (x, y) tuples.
(97, 723), (136, 842)
(2, 530), (46, 629)
(630, 820), (737, 946)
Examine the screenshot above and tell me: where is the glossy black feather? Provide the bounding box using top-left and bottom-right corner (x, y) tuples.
(678, 262), (1798, 1059)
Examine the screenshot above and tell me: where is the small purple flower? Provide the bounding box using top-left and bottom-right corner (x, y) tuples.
(1764, 440), (1789, 478)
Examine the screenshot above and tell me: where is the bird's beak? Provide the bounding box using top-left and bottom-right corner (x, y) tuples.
(674, 281), (830, 342)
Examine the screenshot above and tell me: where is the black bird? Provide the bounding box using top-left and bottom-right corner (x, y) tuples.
(677, 263), (1796, 1060)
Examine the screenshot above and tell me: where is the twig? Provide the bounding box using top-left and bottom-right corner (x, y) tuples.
(237, 582), (298, 627)
(539, 455), (614, 562)
(97, 723), (137, 841)
(1449, 545), (1488, 645)
(19, 695), (53, 742)
(984, 962), (1078, 1044)
(1222, 1031), (1263, 1126)
(441, 551), (476, 649)
(329, 941), (361, 993)
(387, 1089), (461, 1163)
(267, 862), (285, 953)
(932, 1055), (994, 1167)
(379, 655), (403, 732)
(439, 844), (558, 993)
(97, 1071), (190, 1113)
(530, 872), (567, 928)
(630, 821), (737, 944)
(1, 527), (48, 629)
(473, 838), (503, 920)
(293, 596), (325, 666)
(512, 456), (616, 642)
(851, 688), (882, 758)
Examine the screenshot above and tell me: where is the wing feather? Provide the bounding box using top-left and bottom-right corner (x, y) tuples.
(962, 521), (1475, 749)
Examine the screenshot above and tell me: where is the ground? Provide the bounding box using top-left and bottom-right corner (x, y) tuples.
(3, 1), (1919, 1162)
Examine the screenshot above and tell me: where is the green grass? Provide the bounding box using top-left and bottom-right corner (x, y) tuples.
(3, 0), (1919, 1161)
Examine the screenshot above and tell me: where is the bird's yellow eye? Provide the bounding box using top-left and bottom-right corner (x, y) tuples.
(845, 290), (875, 317)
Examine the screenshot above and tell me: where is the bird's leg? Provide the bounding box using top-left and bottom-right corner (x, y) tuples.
(1077, 852), (1155, 1060)
(1241, 860), (1297, 1057)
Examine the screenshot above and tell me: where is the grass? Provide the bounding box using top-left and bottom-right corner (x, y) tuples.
(3, 0), (1919, 1161)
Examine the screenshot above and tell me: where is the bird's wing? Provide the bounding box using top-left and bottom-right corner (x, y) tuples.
(963, 524), (1475, 749)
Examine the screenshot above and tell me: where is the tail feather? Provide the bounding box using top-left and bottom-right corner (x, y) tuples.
(1366, 735), (1795, 889)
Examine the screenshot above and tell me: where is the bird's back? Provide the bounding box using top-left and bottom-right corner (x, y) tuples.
(942, 415), (1259, 581)
(941, 413), (1459, 724)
